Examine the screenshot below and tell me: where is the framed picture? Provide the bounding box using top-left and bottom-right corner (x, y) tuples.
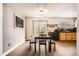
(15, 16), (24, 28)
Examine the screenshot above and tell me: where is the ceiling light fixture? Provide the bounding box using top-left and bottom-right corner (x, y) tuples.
(38, 8), (46, 15)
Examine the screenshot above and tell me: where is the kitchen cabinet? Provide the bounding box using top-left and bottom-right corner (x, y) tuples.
(59, 32), (76, 41)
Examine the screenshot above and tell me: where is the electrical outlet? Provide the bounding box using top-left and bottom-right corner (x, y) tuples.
(8, 43), (10, 47)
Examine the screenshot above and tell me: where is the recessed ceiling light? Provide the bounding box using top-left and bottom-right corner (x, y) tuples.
(39, 9), (46, 15)
(37, 8), (47, 17)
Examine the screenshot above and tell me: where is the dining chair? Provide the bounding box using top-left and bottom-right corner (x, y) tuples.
(39, 39), (47, 54)
(49, 40), (56, 52)
(29, 39), (36, 50)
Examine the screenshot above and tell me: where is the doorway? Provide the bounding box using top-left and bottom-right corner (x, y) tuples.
(33, 20), (48, 41)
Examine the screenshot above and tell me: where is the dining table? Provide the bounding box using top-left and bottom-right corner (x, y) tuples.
(34, 36), (55, 53)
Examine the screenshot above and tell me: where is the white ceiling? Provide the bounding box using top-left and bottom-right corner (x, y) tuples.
(7, 3), (77, 17)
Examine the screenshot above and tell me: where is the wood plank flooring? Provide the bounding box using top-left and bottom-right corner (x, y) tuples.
(6, 41), (76, 56)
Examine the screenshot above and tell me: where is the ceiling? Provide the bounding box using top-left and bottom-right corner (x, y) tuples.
(7, 3), (77, 17)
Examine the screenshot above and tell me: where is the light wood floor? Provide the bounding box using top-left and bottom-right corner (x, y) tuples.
(6, 41), (76, 56)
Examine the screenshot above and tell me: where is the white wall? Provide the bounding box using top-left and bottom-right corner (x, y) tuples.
(77, 16), (79, 55)
(25, 17), (33, 40)
(59, 18), (76, 29)
(77, 4), (79, 56)
(0, 3), (3, 55)
(3, 4), (25, 53)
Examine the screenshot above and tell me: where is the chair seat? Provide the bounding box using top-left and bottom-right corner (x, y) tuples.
(49, 41), (55, 45)
(50, 42), (55, 44)
(39, 40), (46, 45)
(39, 42), (46, 45)
(30, 41), (35, 43)
(39, 40), (47, 55)
(29, 41), (36, 50)
(49, 41), (56, 52)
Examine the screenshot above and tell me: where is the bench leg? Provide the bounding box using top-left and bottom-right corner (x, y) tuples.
(49, 43), (51, 52)
(35, 43), (36, 53)
(29, 43), (31, 50)
(39, 44), (40, 55)
(45, 44), (47, 55)
(54, 43), (56, 51)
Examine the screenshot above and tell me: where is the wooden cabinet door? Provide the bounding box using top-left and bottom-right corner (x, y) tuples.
(59, 32), (76, 41)
(67, 33), (72, 40)
(71, 33), (76, 40)
(60, 33), (66, 40)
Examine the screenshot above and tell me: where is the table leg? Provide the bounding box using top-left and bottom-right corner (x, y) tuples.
(49, 43), (50, 52)
(45, 43), (47, 54)
(39, 44), (40, 55)
(49, 43), (51, 52)
(49, 39), (51, 52)
(35, 39), (36, 53)
(54, 43), (55, 51)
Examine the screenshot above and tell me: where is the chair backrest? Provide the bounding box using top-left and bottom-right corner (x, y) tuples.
(39, 39), (46, 44)
(39, 34), (47, 43)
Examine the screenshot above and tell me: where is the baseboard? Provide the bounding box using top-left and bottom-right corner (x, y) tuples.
(3, 40), (25, 56)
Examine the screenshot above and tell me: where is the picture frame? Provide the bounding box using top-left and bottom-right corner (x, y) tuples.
(13, 14), (24, 28)
(16, 16), (24, 28)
